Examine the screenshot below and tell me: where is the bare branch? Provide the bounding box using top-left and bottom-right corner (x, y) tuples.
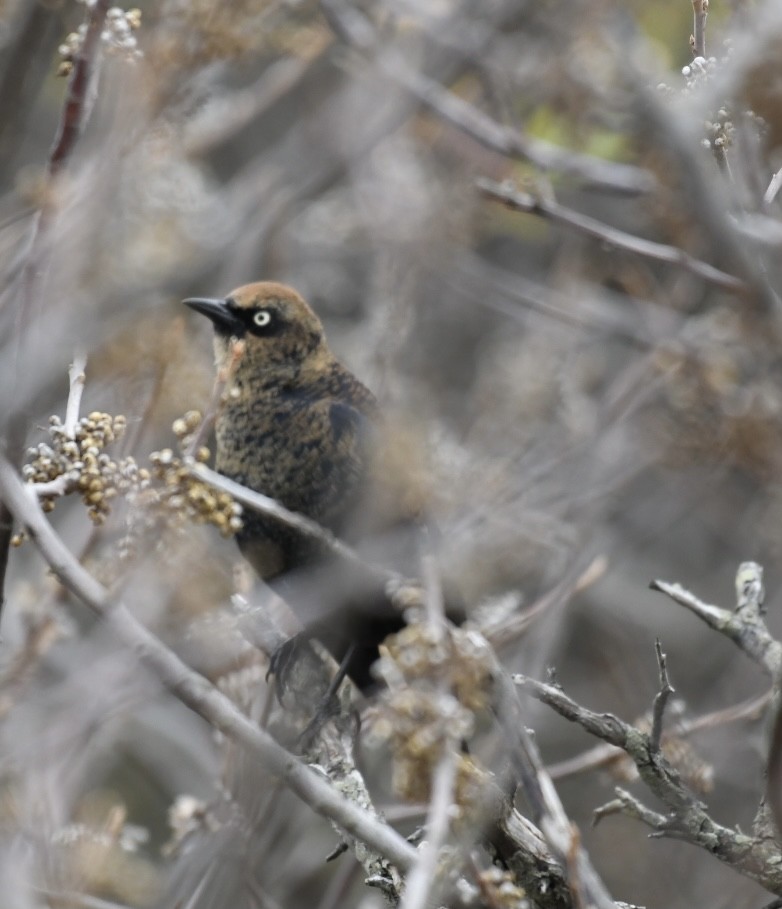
(319, 0), (656, 196)
(549, 689), (771, 781)
(30, 474), (76, 500)
(0, 456), (417, 875)
(47, 0), (111, 177)
(399, 745), (459, 909)
(493, 671), (619, 909)
(63, 352), (87, 440)
(477, 177), (747, 293)
(691, 0), (708, 59)
(193, 462), (394, 582)
(594, 788), (669, 833)
(649, 640), (674, 755)
(736, 561), (766, 617)
(763, 170), (782, 207)
(514, 672), (782, 893)
(650, 573), (782, 677)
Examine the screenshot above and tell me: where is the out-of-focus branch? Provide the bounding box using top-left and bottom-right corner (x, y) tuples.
(398, 745), (459, 909)
(493, 670), (619, 909)
(764, 170), (782, 207)
(183, 41), (331, 157)
(650, 563), (782, 678)
(477, 177), (747, 293)
(613, 19), (782, 316)
(16, 0), (110, 340)
(320, 0), (657, 196)
(691, 0), (708, 59)
(0, 457), (418, 876)
(63, 353), (87, 440)
(48, 0), (111, 177)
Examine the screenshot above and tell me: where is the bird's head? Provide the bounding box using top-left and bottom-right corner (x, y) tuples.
(184, 281), (328, 373)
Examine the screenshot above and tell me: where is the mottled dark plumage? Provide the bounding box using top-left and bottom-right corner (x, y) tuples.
(184, 281), (415, 688)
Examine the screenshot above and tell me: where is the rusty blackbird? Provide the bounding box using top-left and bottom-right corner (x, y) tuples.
(184, 281), (426, 689)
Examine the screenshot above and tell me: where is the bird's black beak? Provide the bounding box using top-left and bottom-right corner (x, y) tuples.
(183, 297), (244, 336)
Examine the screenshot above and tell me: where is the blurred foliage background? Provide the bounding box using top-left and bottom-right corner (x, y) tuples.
(2, 0), (782, 907)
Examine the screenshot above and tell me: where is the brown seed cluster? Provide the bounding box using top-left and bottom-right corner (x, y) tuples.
(371, 621), (494, 807)
(476, 868), (527, 909)
(147, 413), (243, 538)
(16, 409), (242, 550)
(21, 412), (147, 527)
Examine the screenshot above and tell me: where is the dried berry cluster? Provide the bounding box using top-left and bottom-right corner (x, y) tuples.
(476, 868), (527, 909)
(145, 410), (242, 538)
(21, 412), (146, 525)
(16, 409), (242, 550)
(58, 5), (142, 77)
(371, 620), (493, 808)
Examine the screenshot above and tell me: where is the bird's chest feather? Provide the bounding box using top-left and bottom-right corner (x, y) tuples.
(215, 385), (368, 525)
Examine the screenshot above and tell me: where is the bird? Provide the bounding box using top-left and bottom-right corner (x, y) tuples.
(184, 281), (429, 691)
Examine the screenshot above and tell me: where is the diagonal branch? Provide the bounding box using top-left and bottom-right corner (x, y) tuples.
(650, 572), (782, 678)
(48, 0), (111, 177)
(0, 456), (417, 875)
(319, 0), (656, 196)
(514, 672), (782, 894)
(192, 463), (396, 583)
(477, 177), (746, 293)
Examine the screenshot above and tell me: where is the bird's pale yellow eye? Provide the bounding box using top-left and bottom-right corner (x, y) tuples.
(253, 310), (272, 327)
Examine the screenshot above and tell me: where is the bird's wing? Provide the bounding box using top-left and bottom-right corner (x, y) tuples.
(297, 397), (375, 530)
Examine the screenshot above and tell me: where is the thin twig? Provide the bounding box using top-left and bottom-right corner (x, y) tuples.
(514, 671), (782, 892)
(63, 352), (87, 440)
(36, 890), (133, 909)
(184, 42), (330, 157)
(764, 170), (782, 207)
(0, 456), (417, 874)
(735, 561), (765, 616)
(399, 745), (459, 909)
(20, 0), (111, 312)
(31, 475), (76, 500)
(593, 788), (668, 832)
(420, 529), (446, 631)
(494, 670), (618, 909)
(691, 0), (707, 59)
(319, 0), (656, 196)
(193, 463), (394, 582)
(548, 689), (771, 780)
(649, 640), (674, 754)
(477, 177), (746, 293)
(650, 573), (782, 677)
(613, 21), (782, 316)
(48, 1), (111, 176)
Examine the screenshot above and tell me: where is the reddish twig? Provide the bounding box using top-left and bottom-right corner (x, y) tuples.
(48, 0), (112, 177)
(20, 0), (111, 314)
